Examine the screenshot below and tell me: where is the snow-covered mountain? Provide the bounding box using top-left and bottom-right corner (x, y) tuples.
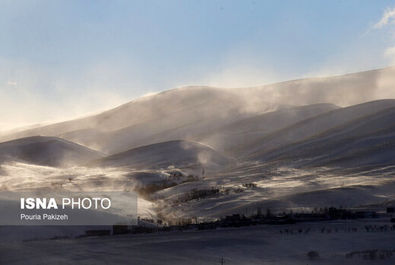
(2, 67), (395, 155)
(0, 87), (278, 153)
(0, 136), (104, 167)
(92, 140), (230, 173)
(1, 67), (395, 222)
(243, 99), (395, 159)
(247, 102), (395, 169)
(196, 103), (339, 154)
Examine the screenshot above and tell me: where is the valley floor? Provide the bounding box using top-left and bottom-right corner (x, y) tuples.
(1, 218), (394, 265)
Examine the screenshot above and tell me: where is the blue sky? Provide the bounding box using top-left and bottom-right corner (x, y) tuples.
(1, 0), (395, 129)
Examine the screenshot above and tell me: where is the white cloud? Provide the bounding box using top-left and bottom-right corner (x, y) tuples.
(372, 6), (395, 65)
(374, 6), (395, 29)
(385, 45), (395, 57)
(7, 81), (17, 86)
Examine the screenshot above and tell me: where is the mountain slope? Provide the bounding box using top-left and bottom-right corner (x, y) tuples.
(242, 67), (395, 107)
(0, 136), (104, 167)
(1, 87), (279, 153)
(196, 103), (338, 154)
(246, 102), (395, 169)
(2, 67), (395, 154)
(242, 99), (395, 159)
(93, 140), (230, 172)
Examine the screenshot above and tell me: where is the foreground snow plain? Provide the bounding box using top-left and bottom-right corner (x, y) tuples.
(0, 219), (394, 265)
(0, 162), (394, 265)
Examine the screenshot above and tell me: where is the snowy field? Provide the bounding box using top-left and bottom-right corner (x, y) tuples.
(154, 162), (395, 221)
(1, 162), (394, 223)
(0, 162), (394, 265)
(0, 219), (394, 265)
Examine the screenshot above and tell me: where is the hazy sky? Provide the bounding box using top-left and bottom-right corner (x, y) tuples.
(1, 0), (395, 130)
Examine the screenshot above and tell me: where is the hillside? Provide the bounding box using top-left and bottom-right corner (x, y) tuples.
(242, 67), (395, 107)
(1, 87), (279, 153)
(0, 136), (104, 167)
(248, 106), (395, 169)
(93, 140), (230, 172)
(196, 103), (338, 154)
(242, 99), (395, 160)
(2, 67), (395, 154)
